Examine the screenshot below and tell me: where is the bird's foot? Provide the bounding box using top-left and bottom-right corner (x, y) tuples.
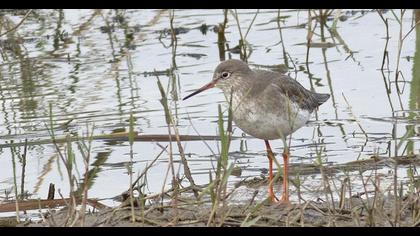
(269, 194), (279, 203)
(275, 195), (292, 208)
(267, 193), (292, 208)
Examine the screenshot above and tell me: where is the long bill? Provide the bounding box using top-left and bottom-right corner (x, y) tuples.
(183, 81), (216, 100)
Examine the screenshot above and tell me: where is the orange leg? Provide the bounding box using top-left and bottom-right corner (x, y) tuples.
(264, 140), (278, 202)
(279, 151), (290, 204)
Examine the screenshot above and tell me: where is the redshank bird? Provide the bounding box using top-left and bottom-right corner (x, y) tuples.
(183, 59), (330, 204)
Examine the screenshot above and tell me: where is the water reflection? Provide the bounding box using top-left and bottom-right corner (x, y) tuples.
(405, 10), (420, 155)
(0, 9), (419, 207)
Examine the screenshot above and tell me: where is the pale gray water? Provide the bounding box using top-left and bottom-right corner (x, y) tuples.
(0, 9), (419, 213)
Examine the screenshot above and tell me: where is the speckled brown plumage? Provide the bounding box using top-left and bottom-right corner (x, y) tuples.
(183, 59), (330, 204)
(213, 59), (330, 113)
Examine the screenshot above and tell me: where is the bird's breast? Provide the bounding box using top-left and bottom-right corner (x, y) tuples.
(230, 94), (311, 140)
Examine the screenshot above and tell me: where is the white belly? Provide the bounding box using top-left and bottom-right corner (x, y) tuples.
(231, 98), (311, 140)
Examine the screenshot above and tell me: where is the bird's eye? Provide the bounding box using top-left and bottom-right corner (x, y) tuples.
(221, 72), (231, 79)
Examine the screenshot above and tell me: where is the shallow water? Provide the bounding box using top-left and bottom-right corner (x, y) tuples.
(0, 9), (419, 212)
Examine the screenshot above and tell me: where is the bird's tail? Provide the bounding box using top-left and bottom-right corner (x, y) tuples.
(314, 93), (330, 106)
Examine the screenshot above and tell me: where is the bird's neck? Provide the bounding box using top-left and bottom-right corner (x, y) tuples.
(220, 78), (254, 105)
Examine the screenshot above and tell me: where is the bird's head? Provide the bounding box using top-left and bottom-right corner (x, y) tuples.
(183, 59), (251, 100)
